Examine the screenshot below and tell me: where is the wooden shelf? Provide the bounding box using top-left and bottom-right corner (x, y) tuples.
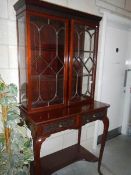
(30, 144), (98, 175)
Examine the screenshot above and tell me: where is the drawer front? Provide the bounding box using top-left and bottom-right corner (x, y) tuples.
(82, 110), (107, 125)
(43, 118), (76, 134)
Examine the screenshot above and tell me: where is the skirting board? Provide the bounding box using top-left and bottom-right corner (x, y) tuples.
(97, 126), (121, 144)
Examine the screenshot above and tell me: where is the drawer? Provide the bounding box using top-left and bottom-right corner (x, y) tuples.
(43, 118), (76, 134)
(82, 110), (107, 125)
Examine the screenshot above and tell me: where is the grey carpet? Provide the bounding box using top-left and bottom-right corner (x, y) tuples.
(52, 160), (114, 175)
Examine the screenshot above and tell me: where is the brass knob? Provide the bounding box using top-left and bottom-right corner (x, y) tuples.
(59, 124), (63, 128)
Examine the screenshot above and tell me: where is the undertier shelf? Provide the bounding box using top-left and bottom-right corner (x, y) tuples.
(30, 144), (98, 175)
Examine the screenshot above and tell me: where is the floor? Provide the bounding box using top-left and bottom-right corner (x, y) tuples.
(53, 135), (131, 175)
(101, 135), (131, 175)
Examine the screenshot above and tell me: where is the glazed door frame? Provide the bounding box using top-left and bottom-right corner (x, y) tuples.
(68, 19), (99, 106)
(26, 10), (69, 113)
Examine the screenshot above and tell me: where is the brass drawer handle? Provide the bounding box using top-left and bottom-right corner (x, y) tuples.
(86, 119), (90, 122)
(59, 124), (63, 128)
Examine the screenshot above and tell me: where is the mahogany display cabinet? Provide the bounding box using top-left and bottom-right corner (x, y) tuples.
(14, 0), (110, 175)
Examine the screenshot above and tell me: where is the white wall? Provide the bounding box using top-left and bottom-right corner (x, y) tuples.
(0, 0), (18, 85)
(94, 12), (131, 140)
(126, 31), (131, 60)
(42, 0), (100, 16)
(1, 0), (131, 157)
(101, 24), (128, 131)
(96, 0), (131, 18)
(121, 29), (131, 134)
(42, 0), (131, 18)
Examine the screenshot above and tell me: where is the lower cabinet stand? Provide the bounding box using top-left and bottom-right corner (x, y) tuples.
(22, 101), (109, 175)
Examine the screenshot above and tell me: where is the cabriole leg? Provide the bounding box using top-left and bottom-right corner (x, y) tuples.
(33, 137), (46, 175)
(98, 116), (109, 175)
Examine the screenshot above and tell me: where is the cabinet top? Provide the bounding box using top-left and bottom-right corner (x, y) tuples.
(14, 0), (102, 22)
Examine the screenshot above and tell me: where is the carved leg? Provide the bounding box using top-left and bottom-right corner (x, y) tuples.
(98, 116), (109, 175)
(33, 137), (46, 175)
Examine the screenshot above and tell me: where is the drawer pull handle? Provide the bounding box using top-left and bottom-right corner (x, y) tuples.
(86, 119), (90, 122)
(59, 124), (63, 128)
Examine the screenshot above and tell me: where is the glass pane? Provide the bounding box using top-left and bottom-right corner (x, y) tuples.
(30, 15), (65, 108)
(82, 75), (92, 96)
(18, 16), (27, 107)
(71, 23), (96, 100)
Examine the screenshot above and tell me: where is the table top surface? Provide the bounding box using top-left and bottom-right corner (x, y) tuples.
(21, 101), (110, 125)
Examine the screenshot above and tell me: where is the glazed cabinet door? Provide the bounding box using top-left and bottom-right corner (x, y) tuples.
(27, 12), (69, 112)
(68, 19), (99, 105)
